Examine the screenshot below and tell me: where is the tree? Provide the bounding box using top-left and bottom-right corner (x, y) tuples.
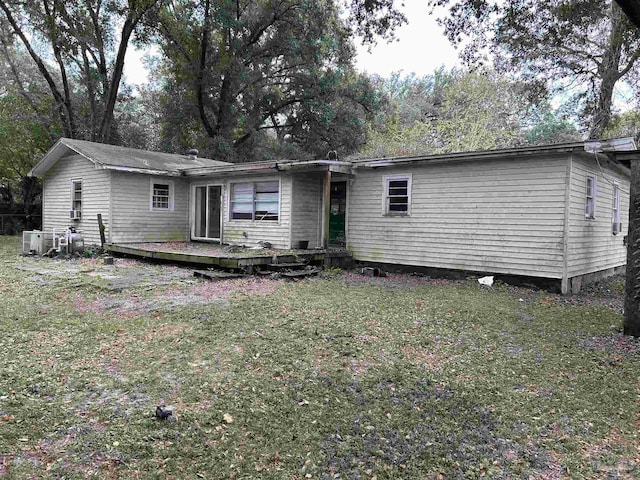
(0, 0), (160, 143)
(344, 0), (407, 44)
(626, 158), (640, 336)
(0, 38), (59, 220)
(524, 103), (581, 145)
(361, 70), (533, 157)
(603, 109), (640, 141)
(147, 0), (381, 161)
(0, 93), (49, 219)
(430, 0), (640, 139)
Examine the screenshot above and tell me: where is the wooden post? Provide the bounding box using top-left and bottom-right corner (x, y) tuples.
(322, 169), (331, 249)
(625, 158), (640, 336)
(97, 213), (106, 248)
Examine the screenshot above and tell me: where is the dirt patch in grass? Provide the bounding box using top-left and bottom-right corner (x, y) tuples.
(71, 276), (284, 316)
(401, 345), (444, 371)
(578, 333), (640, 358)
(17, 256), (196, 291)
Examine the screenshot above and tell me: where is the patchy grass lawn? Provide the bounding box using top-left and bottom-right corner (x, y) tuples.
(0, 236), (638, 479)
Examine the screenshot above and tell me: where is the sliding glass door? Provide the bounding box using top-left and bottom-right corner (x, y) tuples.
(192, 185), (222, 241)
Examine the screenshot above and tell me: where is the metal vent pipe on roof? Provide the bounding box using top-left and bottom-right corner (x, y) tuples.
(187, 148), (199, 159)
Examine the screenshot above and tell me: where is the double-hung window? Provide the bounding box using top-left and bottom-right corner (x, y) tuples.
(230, 181), (279, 221)
(70, 179), (82, 220)
(384, 175), (411, 215)
(150, 180), (174, 211)
(612, 183), (621, 234)
(585, 175), (596, 219)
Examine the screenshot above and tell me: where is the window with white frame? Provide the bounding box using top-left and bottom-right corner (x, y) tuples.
(612, 183), (621, 234)
(150, 180), (174, 211)
(230, 181), (279, 221)
(71, 179), (82, 219)
(585, 175), (596, 219)
(384, 175), (411, 215)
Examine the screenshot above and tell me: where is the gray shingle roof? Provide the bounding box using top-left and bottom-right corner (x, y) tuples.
(61, 138), (230, 170)
(30, 138), (231, 177)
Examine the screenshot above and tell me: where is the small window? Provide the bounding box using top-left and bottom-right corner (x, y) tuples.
(384, 175), (411, 215)
(612, 183), (621, 234)
(71, 180), (82, 217)
(150, 180), (174, 211)
(585, 175), (596, 219)
(230, 181), (279, 221)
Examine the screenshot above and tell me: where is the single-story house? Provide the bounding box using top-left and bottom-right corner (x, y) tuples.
(29, 137), (638, 294)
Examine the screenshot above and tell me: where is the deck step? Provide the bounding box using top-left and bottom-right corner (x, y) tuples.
(266, 262), (307, 270)
(194, 270), (248, 280)
(280, 268), (321, 278)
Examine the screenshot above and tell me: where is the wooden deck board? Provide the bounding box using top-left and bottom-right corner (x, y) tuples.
(104, 242), (339, 269)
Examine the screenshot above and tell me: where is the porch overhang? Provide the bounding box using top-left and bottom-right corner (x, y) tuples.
(180, 160), (355, 177)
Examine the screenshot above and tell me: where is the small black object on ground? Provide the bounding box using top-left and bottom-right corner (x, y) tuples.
(155, 405), (174, 420)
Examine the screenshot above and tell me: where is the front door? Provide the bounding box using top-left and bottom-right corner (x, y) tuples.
(192, 185), (222, 242)
(329, 181), (347, 245)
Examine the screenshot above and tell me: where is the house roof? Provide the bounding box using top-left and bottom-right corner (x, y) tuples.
(29, 136), (640, 179)
(29, 138), (231, 177)
(350, 138), (639, 169)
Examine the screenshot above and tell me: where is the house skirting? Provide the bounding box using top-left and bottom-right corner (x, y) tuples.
(567, 265), (626, 295)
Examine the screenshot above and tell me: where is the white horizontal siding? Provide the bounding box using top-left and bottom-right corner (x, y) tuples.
(204, 174), (292, 249)
(347, 156), (568, 278)
(567, 155), (629, 277)
(42, 154), (110, 245)
(110, 172), (189, 243)
(291, 173), (323, 248)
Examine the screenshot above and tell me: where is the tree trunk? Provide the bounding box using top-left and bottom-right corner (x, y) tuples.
(196, 0), (216, 138)
(589, 2), (624, 139)
(97, 17), (135, 142)
(589, 71), (618, 139)
(625, 159), (640, 336)
(50, 0), (76, 137)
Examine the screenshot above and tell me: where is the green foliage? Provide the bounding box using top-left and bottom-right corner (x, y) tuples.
(0, 86), (50, 213)
(0, 0), (161, 143)
(148, 0), (381, 161)
(435, 72), (527, 152)
(431, 0), (640, 138)
(361, 70), (533, 157)
(0, 216), (25, 235)
(320, 265), (344, 279)
(345, 0), (407, 44)
(524, 103), (581, 145)
(603, 109), (640, 141)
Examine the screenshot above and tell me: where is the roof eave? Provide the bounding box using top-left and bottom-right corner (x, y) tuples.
(100, 165), (181, 176)
(182, 159), (355, 177)
(357, 146), (584, 169)
(28, 138), (104, 177)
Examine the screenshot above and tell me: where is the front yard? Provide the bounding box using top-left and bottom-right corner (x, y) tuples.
(0, 236), (638, 478)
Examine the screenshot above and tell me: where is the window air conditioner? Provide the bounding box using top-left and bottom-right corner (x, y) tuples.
(613, 222), (622, 235)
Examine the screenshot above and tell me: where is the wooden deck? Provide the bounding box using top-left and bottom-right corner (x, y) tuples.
(104, 242), (351, 270)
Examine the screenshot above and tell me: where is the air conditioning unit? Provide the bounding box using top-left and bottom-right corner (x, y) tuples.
(69, 209), (81, 220)
(613, 222), (622, 235)
(22, 231), (45, 255)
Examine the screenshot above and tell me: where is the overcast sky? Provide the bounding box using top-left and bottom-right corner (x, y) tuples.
(123, 1), (460, 86)
(354, 1), (460, 77)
